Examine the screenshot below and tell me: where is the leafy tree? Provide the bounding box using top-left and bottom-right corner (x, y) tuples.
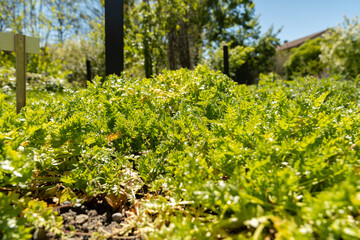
(207, 43), (254, 79)
(201, 0), (259, 46)
(320, 17), (360, 78)
(124, 0), (262, 76)
(167, 0), (259, 70)
(235, 27), (280, 84)
(283, 17), (360, 80)
(206, 27), (280, 84)
(43, 0), (83, 43)
(284, 38), (326, 79)
(0, 0), (25, 33)
(0, 0), (76, 46)
(125, 0), (168, 77)
(0, 0), (278, 82)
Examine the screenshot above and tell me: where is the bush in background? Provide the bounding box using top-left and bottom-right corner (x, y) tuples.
(284, 38), (326, 79)
(0, 49), (72, 94)
(206, 43), (254, 79)
(282, 17), (360, 80)
(320, 17), (360, 78)
(206, 28), (280, 84)
(50, 25), (106, 86)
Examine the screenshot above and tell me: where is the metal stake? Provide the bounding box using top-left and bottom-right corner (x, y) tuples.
(105, 0), (124, 76)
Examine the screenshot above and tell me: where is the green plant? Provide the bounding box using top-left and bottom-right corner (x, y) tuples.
(206, 28), (280, 84)
(0, 107), (63, 239)
(284, 38), (326, 79)
(1, 67), (360, 239)
(320, 16), (360, 78)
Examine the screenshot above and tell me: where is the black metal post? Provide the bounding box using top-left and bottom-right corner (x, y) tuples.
(223, 45), (229, 77)
(86, 59), (92, 82)
(105, 0), (124, 76)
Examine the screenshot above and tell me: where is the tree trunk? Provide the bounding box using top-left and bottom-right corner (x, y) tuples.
(167, 26), (177, 70)
(178, 21), (191, 69)
(143, 35), (153, 78)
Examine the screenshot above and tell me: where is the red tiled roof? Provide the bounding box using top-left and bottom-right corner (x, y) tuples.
(276, 29), (328, 51)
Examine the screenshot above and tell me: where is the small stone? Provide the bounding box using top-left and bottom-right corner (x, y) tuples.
(33, 228), (47, 240)
(88, 210), (98, 217)
(75, 214), (89, 224)
(112, 212), (123, 222)
(82, 222), (89, 230)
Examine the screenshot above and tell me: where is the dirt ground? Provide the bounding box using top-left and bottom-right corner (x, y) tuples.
(36, 197), (142, 240)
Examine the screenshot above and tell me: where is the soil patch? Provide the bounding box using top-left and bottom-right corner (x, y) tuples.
(40, 197), (142, 240)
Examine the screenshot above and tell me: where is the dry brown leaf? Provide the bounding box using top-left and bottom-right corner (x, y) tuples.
(105, 192), (128, 210)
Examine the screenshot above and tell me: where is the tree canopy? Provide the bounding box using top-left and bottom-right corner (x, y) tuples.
(0, 0), (279, 82)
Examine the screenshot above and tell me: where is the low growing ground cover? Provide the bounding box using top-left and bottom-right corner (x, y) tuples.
(1, 66), (360, 239)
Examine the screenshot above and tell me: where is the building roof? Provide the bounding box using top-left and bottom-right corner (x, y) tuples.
(276, 29), (328, 51)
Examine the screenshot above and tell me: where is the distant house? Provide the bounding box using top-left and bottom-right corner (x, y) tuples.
(272, 29), (328, 76)
(276, 29), (329, 52)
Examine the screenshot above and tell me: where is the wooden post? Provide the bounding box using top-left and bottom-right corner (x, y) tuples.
(16, 34), (26, 113)
(105, 0), (124, 76)
(223, 45), (229, 77)
(86, 59), (92, 82)
(0, 32), (40, 113)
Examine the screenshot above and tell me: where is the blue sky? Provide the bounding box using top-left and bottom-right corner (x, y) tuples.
(253, 0), (360, 43)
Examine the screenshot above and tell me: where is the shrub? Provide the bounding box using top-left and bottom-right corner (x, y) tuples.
(284, 38), (326, 79)
(206, 29), (279, 84)
(2, 67), (360, 239)
(0, 96), (63, 239)
(320, 17), (360, 78)
(206, 43), (254, 79)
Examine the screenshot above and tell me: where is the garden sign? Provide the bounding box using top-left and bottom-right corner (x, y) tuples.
(0, 32), (40, 113)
